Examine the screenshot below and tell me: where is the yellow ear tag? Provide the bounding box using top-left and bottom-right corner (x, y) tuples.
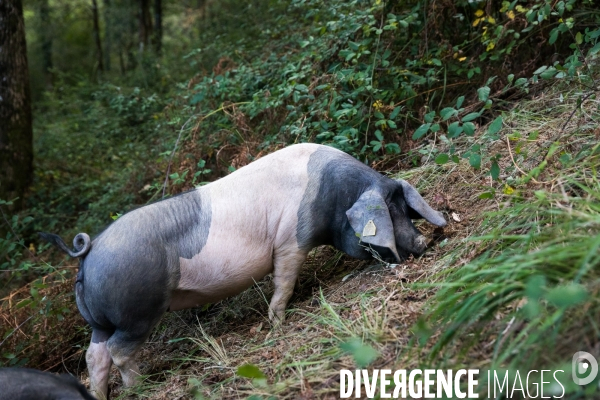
(362, 220), (377, 237)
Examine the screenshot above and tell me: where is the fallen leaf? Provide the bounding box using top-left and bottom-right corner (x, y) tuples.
(433, 193), (446, 206)
(452, 212), (461, 222)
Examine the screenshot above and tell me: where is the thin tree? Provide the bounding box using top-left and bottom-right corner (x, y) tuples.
(139, 0), (152, 51)
(0, 0), (34, 213)
(92, 0), (104, 71)
(153, 0), (161, 54)
(39, 0), (53, 87)
(103, 0), (111, 71)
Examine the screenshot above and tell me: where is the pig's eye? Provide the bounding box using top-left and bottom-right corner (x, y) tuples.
(388, 201), (405, 215)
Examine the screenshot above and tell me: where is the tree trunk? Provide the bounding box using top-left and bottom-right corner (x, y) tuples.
(138, 0), (152, 52)
(153, 0), (161, 54)
(92, 0), (104, 72)
(103, 0), (111, 71)
(39, 0), (53, 88)
(0, 0), (34, 213)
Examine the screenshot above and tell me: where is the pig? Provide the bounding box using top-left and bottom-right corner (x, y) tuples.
(0, 368), (95, 400)
(40, 143), (446, 398)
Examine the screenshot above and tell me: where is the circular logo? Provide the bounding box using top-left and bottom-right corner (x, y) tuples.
(572, 351), (598, 385)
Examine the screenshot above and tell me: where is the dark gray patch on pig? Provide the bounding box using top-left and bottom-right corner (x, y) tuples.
(296, 146), (392, 259)
(77, 190), (211, 340)
(296, 146), (435, 261)
(0, 368), (95, 400)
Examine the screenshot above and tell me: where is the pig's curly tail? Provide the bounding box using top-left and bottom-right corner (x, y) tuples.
(38, 232), (92, 258)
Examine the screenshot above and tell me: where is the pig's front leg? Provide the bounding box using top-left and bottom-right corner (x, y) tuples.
(268, 249), (308, 325)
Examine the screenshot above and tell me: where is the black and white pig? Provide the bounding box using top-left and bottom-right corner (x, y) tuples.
(41, 143), (446, 398)
(0, 368), (95, 400)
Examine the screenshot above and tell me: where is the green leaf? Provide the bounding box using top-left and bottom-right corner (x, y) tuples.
(456, 95), (465, 109)
(515, 78), (528, 87)
(486, 76), (497, 86)
(522, 301), (541, 319)
(385, 143), (401, 154)
(16, 299), (33, 309)
(488, 116), (503, 135)
(430, 123), (441, 132)
(477, 86), (491, 102)
(469, 153), (481, 169)
(528, 130), (539, 140)
(588, 42), (600, 56)
(348, 41), (360, 51)
(237, 364), (267, 379)
(576, 31), (583, 44)
(447, 121), (463, 138)
(374, 111), (385, 119)
(190, 93), (205, 105)
(463, 122), (475, 136)
(546, 284), (587, 308)
(478, 192), (494, 199)
(340, 338), (379, 368)
(387, 120), (397, 129)
(490, 160), (500, 180)
(435, 153), (449, 164)
(424, 111), (436, 123)
(540, 68), (557, 79)
(412, 123), (431, 139)
(374, 130), (384, 141)
(412, 318), (432, 346)
(462, 112), (481, 122)
(440, 107), (457, 121)
(389, 106), (401, 120)
(526, 275), (547, 301)
(549, 29), (559, 45)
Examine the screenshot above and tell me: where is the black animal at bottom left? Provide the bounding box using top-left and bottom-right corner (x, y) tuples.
(0, 368), (95, 400)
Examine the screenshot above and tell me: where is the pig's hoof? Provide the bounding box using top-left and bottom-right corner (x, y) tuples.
(268, 310), (285, 328)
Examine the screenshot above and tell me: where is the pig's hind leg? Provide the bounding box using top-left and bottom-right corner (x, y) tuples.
(86, 329), (113, 399)
(105, 328), (152, 389)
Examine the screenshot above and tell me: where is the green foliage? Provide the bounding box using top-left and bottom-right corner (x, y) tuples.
(340, 337), (379, 368)
(26, 75), (169, 240)
(0, 200), (55, 296)
(237, 363), (268, 388)
(17, 0), (600, 245)
(421, 143), (600, 386)
(167, 0), (600, 189)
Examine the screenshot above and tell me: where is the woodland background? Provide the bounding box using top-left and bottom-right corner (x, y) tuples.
(1, 0), (599, 398)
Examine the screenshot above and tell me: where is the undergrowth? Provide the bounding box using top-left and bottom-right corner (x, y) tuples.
(418, 113), (600, 396)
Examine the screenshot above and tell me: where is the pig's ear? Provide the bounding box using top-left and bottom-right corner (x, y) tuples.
(346, 190), (400, 261)
(397, 179), (447, 227)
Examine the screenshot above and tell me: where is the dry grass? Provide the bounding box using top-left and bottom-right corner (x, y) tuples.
(0, 269), (88, 373)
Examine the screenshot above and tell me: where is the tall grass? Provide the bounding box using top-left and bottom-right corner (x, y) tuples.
(422, 141), (600, 395)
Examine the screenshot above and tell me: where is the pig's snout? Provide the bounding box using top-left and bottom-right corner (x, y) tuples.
(413, 235), (427, 255)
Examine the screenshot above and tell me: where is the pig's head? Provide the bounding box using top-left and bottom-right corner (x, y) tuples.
(345, 179), (446, 262)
